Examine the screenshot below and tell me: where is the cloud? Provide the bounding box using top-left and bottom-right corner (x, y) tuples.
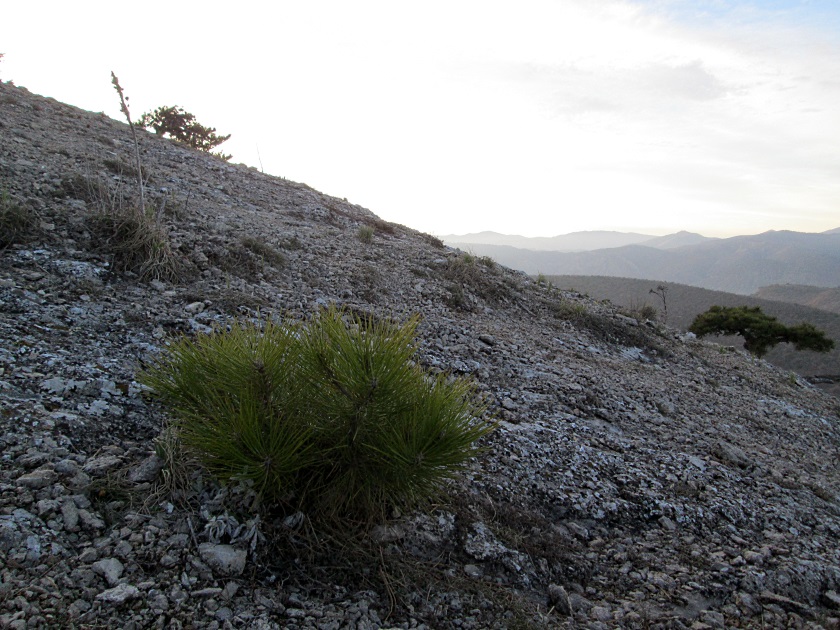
(638, 59), (728, 100)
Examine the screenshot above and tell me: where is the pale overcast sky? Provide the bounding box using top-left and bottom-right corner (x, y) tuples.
(4, 1), (839, 237)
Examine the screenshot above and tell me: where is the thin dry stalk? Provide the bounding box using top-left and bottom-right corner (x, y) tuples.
(110, 71), (145, 214)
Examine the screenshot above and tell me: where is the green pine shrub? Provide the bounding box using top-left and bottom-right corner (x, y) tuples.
(140, 306), (492, 521)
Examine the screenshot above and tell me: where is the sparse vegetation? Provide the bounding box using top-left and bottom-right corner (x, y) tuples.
(625, 299), (658, 322)
(86, 74), (179, 281)
(443, 252), (514, 311)
(110, 72), (146, 212)
(357, 225), (374, 243)
(0, 189), (36, 248)
(649, 284), (669, 323)
(423, 233), (445, 248)
(138, 105), (231, 160)
(140, 306), (492, 522)
(535, 272), (552, 288)
(240, 236), (286, 269)
(87, 209), (177, 281)
(690, 305), (835, 358)
(551, 299), (589, 321)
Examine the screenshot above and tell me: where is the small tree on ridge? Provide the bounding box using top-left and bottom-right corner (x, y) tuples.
(138, 105), (231, 160)
(689, 305), (834, 358)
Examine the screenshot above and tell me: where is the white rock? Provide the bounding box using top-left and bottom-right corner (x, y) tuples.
(92, 557), (124, 586)
(198, 543), (247, 576)
(96, 583), (139, 605)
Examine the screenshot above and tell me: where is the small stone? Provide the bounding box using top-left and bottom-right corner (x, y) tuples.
(114, 540), (132, 558)
(198, 543), (247, 576)
(185, 301), (205, 314)
(688, 456), (706, 471)
(16, 468), (55, 489)
(569, 593), (594, 614)
(78, 547), (98, 563)
(54, 459), (80, 475)
(701, 610), (725, 628)
(96, 583), (139, 605)
(159, 553), (179, 568)
(68, 599), (91, 618)
(127, 454), (164, 483)
(221, 582), (240, 601)
(567, 522), (589, 540)
(824, 590), (840, 609)
(61, 499), (80, 532)
(149, 592), (169, 612)
(591, 605), (612, 622)
(82, 455), (122, 475)
(16, 452), (50, 469)
(760, 591), (808, 611)
(463, 564), (483, 578)
(92, 558), (124, 586)
(78, 509), (105, 531)
(370, 525), (404, 544)
(713, 441), (751, 469)
(659, 516), (677, 532)
(547, 584), (572, 616)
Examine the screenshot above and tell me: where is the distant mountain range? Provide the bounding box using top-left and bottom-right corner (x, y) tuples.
(443, 228), (840, 295)
(442, 229), (715, 251)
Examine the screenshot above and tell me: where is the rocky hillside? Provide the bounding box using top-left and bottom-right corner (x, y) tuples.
(1, 80), (840, 629)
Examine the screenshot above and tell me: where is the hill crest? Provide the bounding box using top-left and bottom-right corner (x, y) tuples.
(2, 81), (840, 627)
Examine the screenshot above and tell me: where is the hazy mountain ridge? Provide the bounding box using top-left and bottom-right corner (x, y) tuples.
(442, 229), (655, 251)
(754, 284), (840, 315)
(448, 229), (840, 294)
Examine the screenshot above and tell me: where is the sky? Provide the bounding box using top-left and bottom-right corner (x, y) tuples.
(3, 0), (839, 238)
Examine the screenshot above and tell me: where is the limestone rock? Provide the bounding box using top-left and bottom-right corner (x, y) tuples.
(198, 543), (247, 577)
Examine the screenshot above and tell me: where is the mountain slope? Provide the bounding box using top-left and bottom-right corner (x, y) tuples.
(639, 230), (716, 249)
(754, 284), (840, 315)
(1, 81), (840, 628)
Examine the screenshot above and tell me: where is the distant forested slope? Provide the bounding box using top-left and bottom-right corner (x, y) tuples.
(753, 285), (840, 315)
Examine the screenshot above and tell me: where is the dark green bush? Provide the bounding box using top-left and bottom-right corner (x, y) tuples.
(138, 105), (231, 160)
(690, 305), (834, 358)
(140, 307), (492, 520)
